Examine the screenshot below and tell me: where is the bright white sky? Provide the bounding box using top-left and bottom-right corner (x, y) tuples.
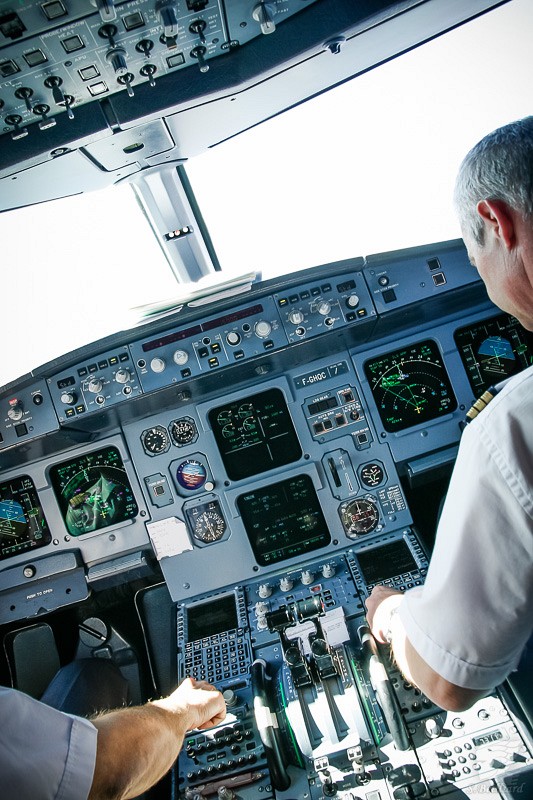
(1, 0), (532, 388)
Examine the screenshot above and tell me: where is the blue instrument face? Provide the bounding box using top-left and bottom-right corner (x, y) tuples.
(0, 475), (51, 560)
(455, 312), (533, 393)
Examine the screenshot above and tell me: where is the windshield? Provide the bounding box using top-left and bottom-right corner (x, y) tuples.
(186, 0), (532, 278)
(0, 0), (531, 388)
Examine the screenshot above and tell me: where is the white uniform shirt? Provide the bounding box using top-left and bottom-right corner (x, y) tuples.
(400, 364), (533, 690)
(0, 686), (97, 800)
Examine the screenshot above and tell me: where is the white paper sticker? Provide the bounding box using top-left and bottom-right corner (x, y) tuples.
(147, 517), (192, 560)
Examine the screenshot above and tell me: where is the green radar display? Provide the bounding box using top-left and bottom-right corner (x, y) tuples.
(364, 340), (457, 432)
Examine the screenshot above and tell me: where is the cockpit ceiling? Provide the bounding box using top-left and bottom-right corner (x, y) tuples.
(0, 0), (509, 210)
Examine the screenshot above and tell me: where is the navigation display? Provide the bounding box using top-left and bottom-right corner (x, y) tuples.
(0, 475), (52, 561)
(237, 474), (330, 566)
(209, 388), (301, 481)
(50, 446), (138, 536)
(454, 313), (533, 395)
(364, 340), (457, 432)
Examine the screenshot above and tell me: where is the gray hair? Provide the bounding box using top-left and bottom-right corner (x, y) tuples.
(453, 116), (533, 245)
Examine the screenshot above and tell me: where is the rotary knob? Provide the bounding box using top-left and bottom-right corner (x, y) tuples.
(60, 391), (77, 406)
(322, 563), (335, 578)
(173, 349), (189, 366)
(279, 576), (293, 592)
(150, 357), (166, 373)
(114, 368), (130, 384)
(258, 583), (272, 598)
(317, 301), (331, 316)
(301, 570), (314, 585)
(254, 320), (272, 339)
(7, 402), (23, 421)
(288, 310), (304, 325)
(226, 331), (241, 346)
(346, 294), (360, 308)
(87, 377), (103, 394)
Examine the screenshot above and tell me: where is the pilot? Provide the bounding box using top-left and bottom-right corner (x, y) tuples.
(366, 116), (533, 712)
(0, 672), (226, 799)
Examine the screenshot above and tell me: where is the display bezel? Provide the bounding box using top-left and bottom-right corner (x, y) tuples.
(50, 445), (138, 537)
(208, 387), (301, 481)
(364, 339), (457, 433)
(0, 474), (52, 561)
(454, 312), (533, 395)
(185, 592), (239, 642)
(356, 539), (418, 585)
(237, 473), (330, 566)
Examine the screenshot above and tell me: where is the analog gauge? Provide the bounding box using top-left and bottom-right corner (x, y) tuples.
(175, 459), (207, 491)
(339, 497), (379, 537)
(360, 462), (385, 488)
(184, 498), (227, 545)
(141, 425), (171, 455)
(169, 417), (198, 447)
(193, 509), (226, 543)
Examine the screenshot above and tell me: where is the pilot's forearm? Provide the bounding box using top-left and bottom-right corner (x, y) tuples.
(89, 702), (190, 800)
(88, 678), (226, 800)
(367, 587), (485, 712)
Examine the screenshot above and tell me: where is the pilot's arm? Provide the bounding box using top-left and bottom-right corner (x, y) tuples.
(89, 677), (226, 800)
(366, 370), (533, 712)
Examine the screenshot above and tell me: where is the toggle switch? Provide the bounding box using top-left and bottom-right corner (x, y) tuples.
(191, 45), (209, 73)
(156, 0), (178, 38)
(14, 86), (33, 112)
(5, 113), (28, 139)
(33, 103), (56, 130)
(252, 2), (276, 34)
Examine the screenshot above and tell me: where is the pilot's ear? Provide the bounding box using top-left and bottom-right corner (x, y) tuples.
(476, 198), (515, 249)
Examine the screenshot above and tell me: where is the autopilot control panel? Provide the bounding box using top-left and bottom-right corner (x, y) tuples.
(1, 238), (533, 799)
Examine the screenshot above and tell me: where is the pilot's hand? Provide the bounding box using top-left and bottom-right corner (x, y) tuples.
(365, 585), (403, 644)
(156, 677), (227, 731)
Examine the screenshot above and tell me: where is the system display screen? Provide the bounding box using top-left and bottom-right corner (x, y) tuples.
(364, 340), (457, 432)
(454, 313), (533, 395)
(209, 388), (301, 481)
(0, 475), (52, 561)
(50, 446), (138, 536)
(356, 539), (417, 584)
(186, 593), (239, 642)
(237, 474), (330, 566)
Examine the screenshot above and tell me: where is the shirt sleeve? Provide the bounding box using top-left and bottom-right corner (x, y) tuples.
(0, 687), (97, 800)
(399, 373), (533, 691)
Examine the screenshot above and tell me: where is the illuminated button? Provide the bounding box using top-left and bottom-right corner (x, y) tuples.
(382, 288), (397, 303)
(42, 1), (67, 19)
(15, 423), (28, 437)
(78, 65), (100, 81)
(61, 35), (85, 53)
(167, 53), (185, 68)
(88, 81), (108, 96)
(122, 11), (145, 30)
(24, 50), (48, 67)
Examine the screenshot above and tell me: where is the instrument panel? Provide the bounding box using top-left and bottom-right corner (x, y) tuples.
(1, 239), (533, 799)
(1, 240), (533, 610)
